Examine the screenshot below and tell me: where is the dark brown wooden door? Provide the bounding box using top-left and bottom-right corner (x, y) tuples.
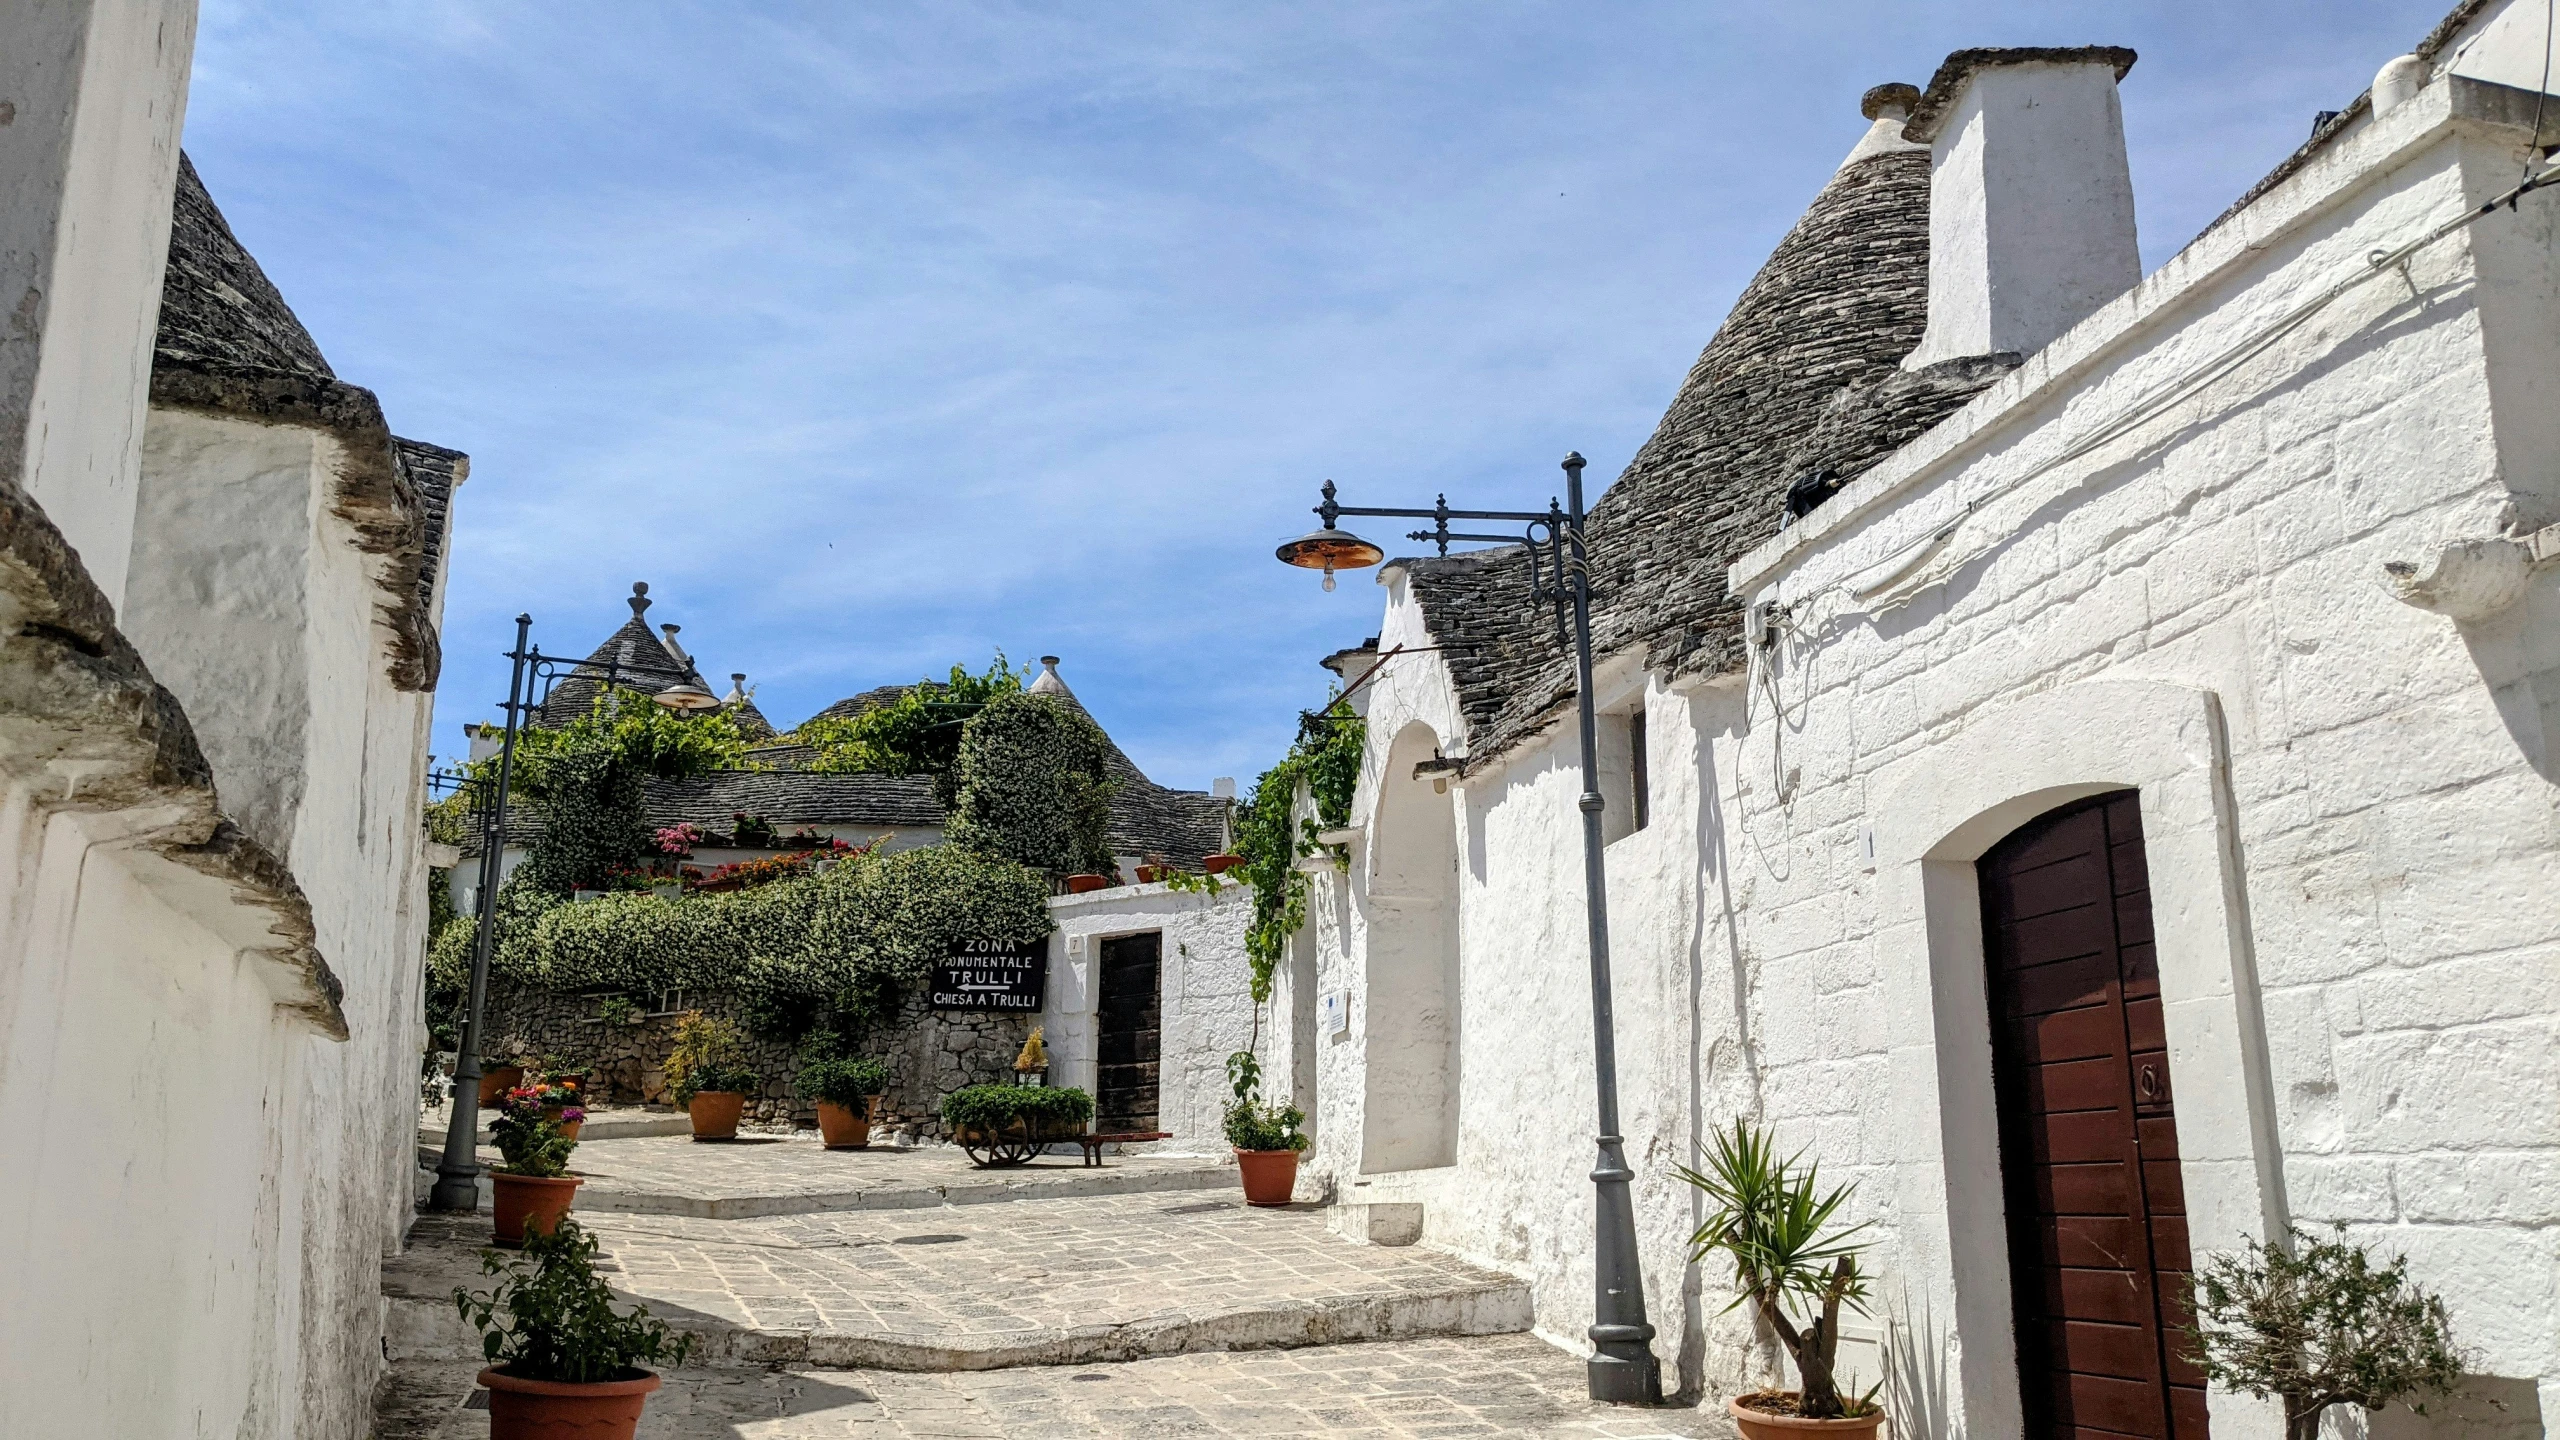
(1980, 792), (2207, 1440)
(1095, 932), (1161, 1133)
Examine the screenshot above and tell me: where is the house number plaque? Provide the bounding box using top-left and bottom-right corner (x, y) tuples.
(930, 937), (1048, 1012)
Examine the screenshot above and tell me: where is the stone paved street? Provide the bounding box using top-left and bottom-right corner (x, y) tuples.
(378, 1336), (1734, 1439)
(389, 1186), (1529, 1370)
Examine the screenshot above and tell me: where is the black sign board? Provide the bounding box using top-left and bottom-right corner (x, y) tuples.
(930, 937), (1047, 1012)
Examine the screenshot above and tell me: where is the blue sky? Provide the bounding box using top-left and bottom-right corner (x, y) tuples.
(182, 1), (2454, 789)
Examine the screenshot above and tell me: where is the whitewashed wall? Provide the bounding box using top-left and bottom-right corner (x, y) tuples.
(1044, 881), (1257, 1156)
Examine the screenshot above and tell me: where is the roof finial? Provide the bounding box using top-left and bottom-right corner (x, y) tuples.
(628, 581), (651, 617)
(1028, 656), (1072, 697)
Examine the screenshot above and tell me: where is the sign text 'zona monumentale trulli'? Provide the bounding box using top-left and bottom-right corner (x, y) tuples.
(930, 937), (1047, 1012)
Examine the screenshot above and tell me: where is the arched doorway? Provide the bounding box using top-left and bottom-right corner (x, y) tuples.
(1978, 790), (2208, 1440)
(1363, 722), (1460, 1173)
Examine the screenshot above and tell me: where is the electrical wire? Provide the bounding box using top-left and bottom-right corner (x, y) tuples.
(2526, 0), (2557, 186)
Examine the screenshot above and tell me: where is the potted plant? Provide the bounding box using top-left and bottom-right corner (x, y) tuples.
(663, 1012), (759, 1141)
(1222, 1051), (1308, 1207)
(1064, 873), (1109, 893)
(796, 1047), (891, 1150)
(1202, 852), (1240, 875)
(488, 1089), (582, 1248)
(939, 1083), (1092, 1166)
(1676, 1121), (1885, 1438)
(521, 1075), (587, 1141)
(454, 1218), (695, 1440)
(2189, 1225), (2466, 1440)
(476, 1053), (526, 1107)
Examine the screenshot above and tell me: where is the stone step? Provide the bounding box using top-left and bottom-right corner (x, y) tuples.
(416, 1105), (696, 1146)
(387, 1193), (1533, 1375)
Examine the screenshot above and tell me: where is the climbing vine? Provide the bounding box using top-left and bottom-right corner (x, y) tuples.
(1225, 700), (1363, 1001)
(796, 654), (1022, 804)
(944, 691), (1117, 876)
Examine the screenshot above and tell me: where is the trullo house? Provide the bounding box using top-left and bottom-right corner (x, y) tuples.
(1278, 5), (2560, 1436)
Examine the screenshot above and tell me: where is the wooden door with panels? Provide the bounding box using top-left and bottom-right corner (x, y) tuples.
(1094, 932), (1162, 1134)
(1979, 791), (2208, 1440)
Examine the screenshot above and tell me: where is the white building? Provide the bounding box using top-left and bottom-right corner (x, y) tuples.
(1293, 5), (2560, 1437)
(0, 5), (460, 1436)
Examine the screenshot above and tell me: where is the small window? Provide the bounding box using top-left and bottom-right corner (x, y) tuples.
(1629, 710), (1649, 833)
(647, 988), (695, 1017)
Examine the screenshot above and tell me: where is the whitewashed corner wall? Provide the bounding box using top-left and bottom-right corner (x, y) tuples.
(1044, 881), (1258, 1155)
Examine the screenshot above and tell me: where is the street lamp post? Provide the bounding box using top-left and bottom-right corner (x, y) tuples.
(427, 615), (729, 1214)
(1275, 453), (1661, 1405)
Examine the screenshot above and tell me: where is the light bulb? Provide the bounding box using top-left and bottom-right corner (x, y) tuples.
(1322, 566), (1337, 592)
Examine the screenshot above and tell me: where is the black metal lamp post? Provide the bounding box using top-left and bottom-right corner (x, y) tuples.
(1275, 452), (1662, 1405)
(426, 614), (729, 1214)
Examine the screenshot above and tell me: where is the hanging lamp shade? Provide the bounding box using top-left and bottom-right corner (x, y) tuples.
(653, 677), (722, 712)
(1276, 526), (1384, 590)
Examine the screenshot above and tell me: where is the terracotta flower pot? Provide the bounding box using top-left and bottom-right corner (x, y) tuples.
(1234, 1148), (1300, 1207)
(544, 1108), (584, 1142)
(477, 1065), (523, 1106)
(1202, 853), (1240, 874)
(688, 1091), (746, 1140)
(1726, 1395), (1886, 1440)
(1065, 873), (1109, 893)
(478, 1365), (661, 1440)
(1135, 864), (1167, 883)
(816, 1097), (879, 1149)
(490, 1172), (582, 1248)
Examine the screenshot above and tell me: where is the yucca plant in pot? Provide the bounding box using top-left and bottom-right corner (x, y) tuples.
(488, 1088), (582, 1248)
(796, 1042), (891, 1150)
(1223, 1050), (1308, 1206)
(1677, 1121), (1884, 1438)
(455, 1218), (695, 1440)
(663, 1012), (759, 1141)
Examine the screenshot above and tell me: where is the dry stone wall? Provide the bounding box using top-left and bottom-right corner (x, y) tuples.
(480, 984), (1035, 1138)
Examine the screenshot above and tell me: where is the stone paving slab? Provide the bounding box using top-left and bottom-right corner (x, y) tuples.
(419, 1101), (696, 1145)
(377, 1335), (1735, 1438)
(389, 1190), (1530, 1372)
(417, 1132), (1241, 1219)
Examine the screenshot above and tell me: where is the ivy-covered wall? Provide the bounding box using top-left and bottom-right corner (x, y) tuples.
(478, 983), (1035, 1138)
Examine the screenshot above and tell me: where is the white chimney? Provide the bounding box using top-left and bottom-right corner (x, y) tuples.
(1902, 47), (2141, 370)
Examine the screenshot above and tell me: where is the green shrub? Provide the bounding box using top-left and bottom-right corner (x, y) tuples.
(2190, 1226), (2467, 1440)
(797, 654), (1023, 802)
(455, 1219), (695, 1382)
(1221, 1050), (1307, 1151)
(488, 1094), (578, 1179)
(943, 692), (1117, 875)
(798, 1053), (891, 1105)
(938, 1084), (1092, 1137)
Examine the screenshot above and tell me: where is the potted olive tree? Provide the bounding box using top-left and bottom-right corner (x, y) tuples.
(796, 1045), (891, 1150)
(488, 1088), (581, 1248)
(663, 1012), (759, 1141)
(1223, 1051), (1308, 1207)
(455, 1218), (695, 1440)
(1677, 1121), (1884, 1438)
(2189, 1225), (2467, 1440)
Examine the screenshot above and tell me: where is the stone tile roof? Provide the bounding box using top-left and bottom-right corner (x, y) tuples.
(150, 153), (459, 693)
(798, 685), (915, 728)
(536, 615), (694, 728)
(643, 771), (945, 831)
(395, 439), (465, 626)
(1409, 138), (2006, 766)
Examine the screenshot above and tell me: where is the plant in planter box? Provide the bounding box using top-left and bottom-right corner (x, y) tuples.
(939, 1083), (1091, 1167)
(797, 1046), (892, 1150)
(455, 1218), (695, 1440)
(1676, 1121), (1884, 1437)
(488, 1088), (583, 1246)
(663, 1012), (759, 1140)
(1222, 1051), (1308, 1207)
(2188, 1225), (2468, 1440)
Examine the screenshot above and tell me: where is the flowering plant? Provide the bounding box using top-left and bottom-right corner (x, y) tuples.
(784, 827), (855, 852)
(692, 851), (822, 892)
(654, 822), (708, 857)
(491, 1087), (579, 1177)
(731, 811), (777, 846)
